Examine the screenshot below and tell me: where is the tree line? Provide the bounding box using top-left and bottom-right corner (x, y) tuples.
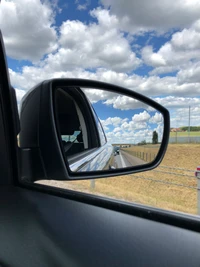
(180, 126), (200, 132)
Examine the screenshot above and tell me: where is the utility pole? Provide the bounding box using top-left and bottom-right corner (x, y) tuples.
(188, 106), (191, 143)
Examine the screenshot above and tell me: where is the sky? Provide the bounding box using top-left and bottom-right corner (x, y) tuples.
(1, 0), (200, 143)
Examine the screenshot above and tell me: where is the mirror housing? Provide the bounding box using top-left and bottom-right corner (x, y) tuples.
(19, 79), (170, 181)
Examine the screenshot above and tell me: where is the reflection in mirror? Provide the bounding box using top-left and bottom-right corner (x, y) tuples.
(55, 87), (164, 173)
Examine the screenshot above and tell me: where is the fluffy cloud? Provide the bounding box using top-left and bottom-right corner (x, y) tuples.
(46, 8), (141, 72)
(119, 111), (152, 132)
(101, 117), (128, 127)
(100, 112), (154, 143)
(154, 96), (200, 109)
(121, 121), (148, 131)
(142, 46), (166, 67)
(142, 19), (200, 74)
(132, 111), (150, 123)
(106, 128), (154, 144)
(0, 0), (57, 61)
(104, 95), (149, 110)
(101, 0), (200, 33)
(101, 109), (165, 144)
(177, 62), (200, 84)
(149, 112), (163, 124)
(171, 20), (200, 51)
(83, 89), (117, 104)
(10, 66), (200, 110)
(113, 127), (122, 133)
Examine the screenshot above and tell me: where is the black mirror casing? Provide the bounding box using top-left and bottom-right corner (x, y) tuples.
(19, 79), (170, 181)
(20, 80), (70, 181)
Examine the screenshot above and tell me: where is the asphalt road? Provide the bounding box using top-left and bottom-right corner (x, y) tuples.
(114, 150), (146, 168)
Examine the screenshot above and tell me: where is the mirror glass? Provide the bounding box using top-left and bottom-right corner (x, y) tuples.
(55, 86), (164, 172)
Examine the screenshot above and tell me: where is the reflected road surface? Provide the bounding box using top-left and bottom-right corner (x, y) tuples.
(114, 150), (146, 168)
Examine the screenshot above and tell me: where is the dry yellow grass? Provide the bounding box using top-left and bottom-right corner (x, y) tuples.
(38, 144), (200, 215)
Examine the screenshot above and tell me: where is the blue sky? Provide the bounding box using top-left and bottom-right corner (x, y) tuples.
(1, 0), (200, 142)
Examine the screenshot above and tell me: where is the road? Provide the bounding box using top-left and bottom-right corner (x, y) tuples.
(114, 150), (146, 168)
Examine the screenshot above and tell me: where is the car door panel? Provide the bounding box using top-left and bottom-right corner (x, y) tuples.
(0, 186), (200, 267)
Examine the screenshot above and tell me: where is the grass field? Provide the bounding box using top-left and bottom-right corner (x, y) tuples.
(170, 131), (200, 137)
(38, 144), (200, 215)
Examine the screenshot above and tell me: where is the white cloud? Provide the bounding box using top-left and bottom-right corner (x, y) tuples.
(149, 112), (163, 124)
(10, 66), (200, 109)
(113, 127), (122, 133)
(171, 26), (200, 51)
(154, 96), (200, 109)
(132, 111), (150, 123)
(83, 89), (117, 104)
(177, 62), (200, 84)
(142, 19), (200, 75)
(142, 46), (166, 67)
(104, 95), (149, 110)
(0, 0), (57, 62)
(46, 8), (141, 72)
(120, 113), (150, 132)
(101, 117), (128, 127)
(106, 129), (152, 144)
(101, 0), (200, 33)
(101, 113), (153, 143)
(134, 129), (152, 140)
(122, 121), (148, 131)
(100, 112), (165, 144)
(104, 111), (165, 142)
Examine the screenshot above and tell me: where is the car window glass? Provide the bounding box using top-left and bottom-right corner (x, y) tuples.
(5, 0), (200, 217)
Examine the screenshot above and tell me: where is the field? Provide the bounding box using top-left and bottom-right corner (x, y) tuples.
(170, 131), (200, 137)
(38, 144), (200, 215)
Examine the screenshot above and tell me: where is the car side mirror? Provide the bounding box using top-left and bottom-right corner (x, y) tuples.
(19, 79), (170, 181)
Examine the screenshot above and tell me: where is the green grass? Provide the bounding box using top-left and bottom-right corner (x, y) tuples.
(170, 131), (200, 137)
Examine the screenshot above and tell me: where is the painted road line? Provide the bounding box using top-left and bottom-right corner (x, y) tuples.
(120, 153), (126, 168)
